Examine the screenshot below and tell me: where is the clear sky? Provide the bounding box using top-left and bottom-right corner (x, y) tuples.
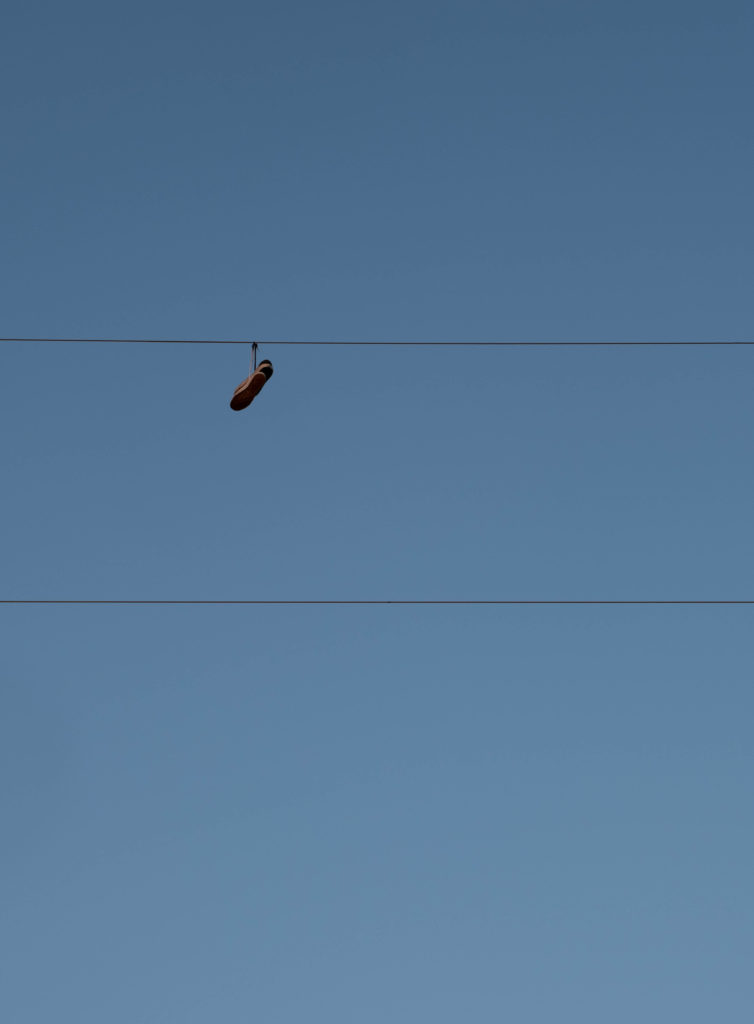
(2, 1), (754, 1020)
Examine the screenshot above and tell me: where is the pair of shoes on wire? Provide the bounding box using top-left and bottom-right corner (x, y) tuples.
(230, 358), (273, 411)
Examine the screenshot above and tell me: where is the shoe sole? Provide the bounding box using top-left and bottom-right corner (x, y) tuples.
(230, 370), (267, 411)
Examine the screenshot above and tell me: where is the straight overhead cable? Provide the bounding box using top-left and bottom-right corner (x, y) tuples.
(2, 338), (754, 347)
(1, 599), (753, 607)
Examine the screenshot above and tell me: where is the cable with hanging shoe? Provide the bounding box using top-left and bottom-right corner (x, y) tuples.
(3, 337), (754, 346)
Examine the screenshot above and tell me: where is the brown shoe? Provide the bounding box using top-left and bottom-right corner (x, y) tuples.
(230, 360), (274, 411)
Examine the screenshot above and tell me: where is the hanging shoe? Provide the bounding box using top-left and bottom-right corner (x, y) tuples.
(230, 360), (274, 411)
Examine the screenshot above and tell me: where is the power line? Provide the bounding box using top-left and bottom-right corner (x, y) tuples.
(2, 599), (753, 606)
(2, 337), (754, 347)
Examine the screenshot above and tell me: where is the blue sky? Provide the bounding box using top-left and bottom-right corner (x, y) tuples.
(2, 1), (753, 1020)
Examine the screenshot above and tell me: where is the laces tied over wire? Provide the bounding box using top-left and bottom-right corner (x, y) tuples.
(250, 341), (258, 374)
